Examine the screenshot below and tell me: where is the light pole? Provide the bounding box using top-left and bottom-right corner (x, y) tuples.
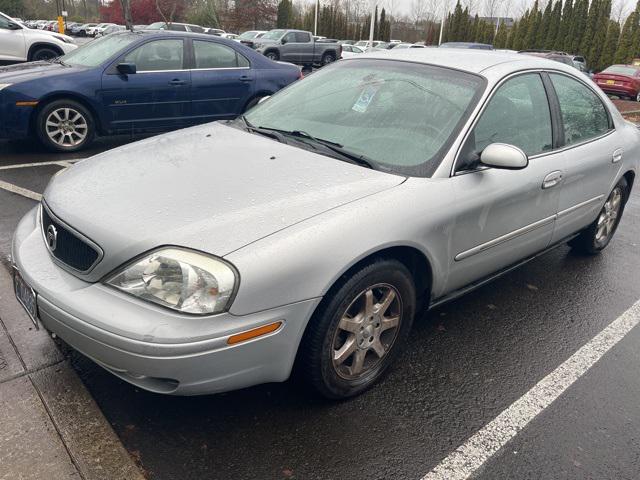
(438, 9), (446, 45)
(368, 0), (375, 51)
(314, 1), (318, 36)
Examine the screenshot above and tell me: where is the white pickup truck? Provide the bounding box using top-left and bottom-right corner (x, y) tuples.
(0, 12), (77, 64)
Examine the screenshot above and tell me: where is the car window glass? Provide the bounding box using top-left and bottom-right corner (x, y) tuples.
(283, 32), (296, 43)
(189, 25), (204, 33)
(237, 52), (249, 67)
(295, 32), (310, 42)
(124, 39), (184, 71)
(461, 73), (552, 165)
(550, 73), (610, 146)
(194, 41), (242, 68)
(0, 14), (12, 28)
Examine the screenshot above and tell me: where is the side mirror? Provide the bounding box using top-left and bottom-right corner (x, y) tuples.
(7, 22), (22, 30)
(480, 143), (528, 170)
(281, 38), (287, 44)
(117, 62), (136, 75)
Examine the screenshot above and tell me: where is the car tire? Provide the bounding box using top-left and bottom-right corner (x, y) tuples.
(636, 91), (640, 102)
(30, 47), (60, 62)
(36, 99), (95, 153)
(242, 96), (264, 112)
(264, 51), (279, 61)
(321, 52), (336, 66)
(570, 177), (629, 255)
(298, 258), (416, 399)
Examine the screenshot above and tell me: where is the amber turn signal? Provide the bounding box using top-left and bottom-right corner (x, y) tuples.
(227, 321), (282, 345)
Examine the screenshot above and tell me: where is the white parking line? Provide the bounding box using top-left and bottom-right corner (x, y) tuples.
(0, 159), (80, 171)
(0, 179), (42, 201)
(422, 300), (640, 480)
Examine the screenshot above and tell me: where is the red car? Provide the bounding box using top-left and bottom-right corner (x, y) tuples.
(594, 65), (640, 101)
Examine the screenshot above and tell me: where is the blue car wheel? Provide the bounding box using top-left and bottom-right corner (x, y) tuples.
(36, 99), (95, 152)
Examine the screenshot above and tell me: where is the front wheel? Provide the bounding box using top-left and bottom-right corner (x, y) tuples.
(298, 259), (416, 399)
(264, 51), (279, 61)
(30, 47), (59, 61)
(36, 99), (95, 152)
(570, 178), (628, 254)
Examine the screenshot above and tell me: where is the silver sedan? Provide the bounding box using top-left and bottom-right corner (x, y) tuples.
(12, 49), (639, 398)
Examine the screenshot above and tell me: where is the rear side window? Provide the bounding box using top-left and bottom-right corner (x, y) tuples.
(295, 32), (311, 42)
(193, 40), (248, 68)
(188, 25), (204, 33)
(549, 73), (611, 146)
(462, 73), (552, 161)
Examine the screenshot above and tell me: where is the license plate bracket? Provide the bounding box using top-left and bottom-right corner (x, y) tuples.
(12, 267), (39, 329)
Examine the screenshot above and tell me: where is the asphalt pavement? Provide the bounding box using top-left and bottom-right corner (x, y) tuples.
(1, 133), (639, 480)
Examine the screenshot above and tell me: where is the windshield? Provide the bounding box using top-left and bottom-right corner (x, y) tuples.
(239, 31), (258, 39)
(603, 66), (639, 76)
(261, 29), (286, 40)
(146, 22), (166, 30)
(245, 59), (484, 177)
(60, 33), (138, 67)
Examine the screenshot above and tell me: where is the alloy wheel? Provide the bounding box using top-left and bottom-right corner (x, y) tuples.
(331, 283), (402, 379)
(45, 107), (89, 148)
(595, 187), (622, 246)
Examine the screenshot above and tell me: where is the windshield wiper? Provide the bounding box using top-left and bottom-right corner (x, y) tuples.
(50, 57), (69, 66)
(258, 127), (376, 170)
(239, 115), (286, 143)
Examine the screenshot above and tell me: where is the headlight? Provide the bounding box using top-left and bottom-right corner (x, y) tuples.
(54, 34), (73, 44)
(0, 84), (12, 91)
(105, 248), (237, 315)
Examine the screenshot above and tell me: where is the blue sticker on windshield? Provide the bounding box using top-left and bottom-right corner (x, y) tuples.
(352, 85), (379, 113)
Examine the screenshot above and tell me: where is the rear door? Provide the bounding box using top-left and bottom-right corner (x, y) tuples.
(294, 31), (313, 64)
(101, 38), (191, 132)
(546, 72), (621, 243)
(189, 39), (254, 122)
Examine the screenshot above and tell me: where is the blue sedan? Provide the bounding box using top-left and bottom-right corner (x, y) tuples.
(0, 31), (301, 151)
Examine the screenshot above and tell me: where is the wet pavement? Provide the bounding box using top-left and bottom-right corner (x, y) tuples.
(1, 131), (639, 479)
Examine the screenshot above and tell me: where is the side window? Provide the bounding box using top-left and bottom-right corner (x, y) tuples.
(283, 32), (296, 43)
(549, 73), (611, 146)
(460, 73), (552, 167)
(188, 25), (204, 33)
(194, 40), (244, 68)
(295, 32), (311, 42)
(0, 14), (12, 29)
(123, 39), (184, 71)
(167, 24), (187, 32)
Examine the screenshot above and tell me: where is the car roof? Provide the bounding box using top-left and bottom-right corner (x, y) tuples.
(351, 48), (577, 75)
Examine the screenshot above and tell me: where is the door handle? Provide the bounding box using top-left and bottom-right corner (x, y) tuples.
(168, 79), (186, 86)
(542, 170), (563, 189)
(239, 75), (253, 82)
(612, 148), (623, 163)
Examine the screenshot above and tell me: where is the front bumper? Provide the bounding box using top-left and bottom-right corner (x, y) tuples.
(12, 206), (321, 395)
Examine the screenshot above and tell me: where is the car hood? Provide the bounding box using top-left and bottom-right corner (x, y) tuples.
(0, 62), (85, 84)
(44, 122), (405, 281)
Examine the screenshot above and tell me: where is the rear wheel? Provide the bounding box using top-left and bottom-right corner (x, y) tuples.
(36, 99), (95, 152)
(298, 259), (416, 399)
(30, 47), (59, 61)
(570, 178), (628, 254)
(321, 52), (336, 66)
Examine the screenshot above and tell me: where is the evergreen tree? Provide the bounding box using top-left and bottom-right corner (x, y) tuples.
(505, 19), (519, 49)
(589, 0), (611, 69)
(579, 0), (600, 57)
(537, 0), (553, 48)
(276, 0), (292, 28)
(524, 1), (541, 49)
(614, 11), (635, 64)
(495, 19), (508, 48)
(560, 0), (574, 52)
(601, 19), (620, 68)
(570, 0), (589, 54)
(544, 0), (562, 50)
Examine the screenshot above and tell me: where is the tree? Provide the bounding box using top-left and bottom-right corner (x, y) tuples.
(187, 0), (220, 28)
(0, 0), (23, 17)
(494, 18), (508, 48)
(544, 0), (562, 50)
(614, 11), (635, 63)
(276, 0), (292, 28)
(559, 0), (574, 52)
(601, 19), (620, 68)
(120, 0), (133, 29)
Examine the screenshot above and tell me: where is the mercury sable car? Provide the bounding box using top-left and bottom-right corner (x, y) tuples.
(12, 49), (638, 399)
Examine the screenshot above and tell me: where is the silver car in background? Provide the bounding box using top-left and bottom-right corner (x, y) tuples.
(12, 50), (638, 399)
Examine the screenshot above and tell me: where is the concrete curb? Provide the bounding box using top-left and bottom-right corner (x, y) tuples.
(0, 265), (145, 480)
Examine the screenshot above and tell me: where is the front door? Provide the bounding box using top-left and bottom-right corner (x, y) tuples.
(190, 39), (254, 123)
(546, 72), (621, 243)
(0, 14), (25, 62)
(446, 72), (562, 293)
(101, 38), (191, 132)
